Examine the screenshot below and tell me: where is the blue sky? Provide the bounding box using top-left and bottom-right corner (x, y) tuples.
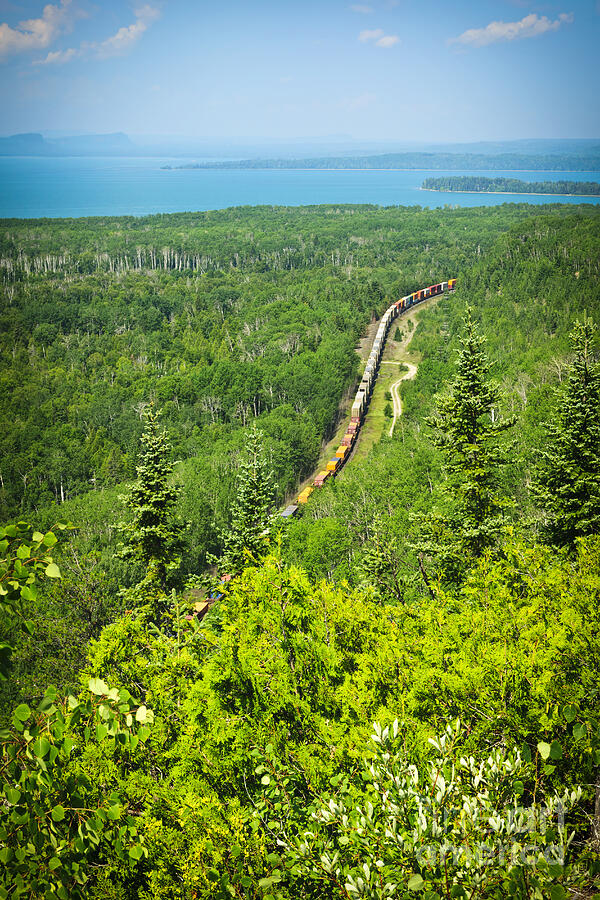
(0, 0), (598, 141)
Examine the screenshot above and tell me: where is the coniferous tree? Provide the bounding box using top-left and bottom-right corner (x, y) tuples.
(119, 407), (181, 602)
(217, 426), (276, 576)
(534, 318), (600, 547)
(416, 309), (514, 581)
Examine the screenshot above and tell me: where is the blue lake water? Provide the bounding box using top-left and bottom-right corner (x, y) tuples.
(1, 156), (599, 219)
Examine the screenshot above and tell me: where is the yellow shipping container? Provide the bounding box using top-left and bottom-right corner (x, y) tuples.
(335, 446), (348, 459)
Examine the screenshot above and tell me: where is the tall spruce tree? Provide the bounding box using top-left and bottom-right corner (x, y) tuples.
(534, 317), (600, 547)
(417, 309), (514, 581)
(217, 426), (276, 576)
(119, 407), (181, 602)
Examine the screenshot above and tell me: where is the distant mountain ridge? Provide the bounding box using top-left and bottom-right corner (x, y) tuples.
(1, 132), (600, 167)
(0, 132), (135, 156)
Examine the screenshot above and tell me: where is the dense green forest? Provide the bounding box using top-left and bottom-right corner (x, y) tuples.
(422, 176), (600, 196)
(168, 150), (600, 171)
(2, 203), (600, 899)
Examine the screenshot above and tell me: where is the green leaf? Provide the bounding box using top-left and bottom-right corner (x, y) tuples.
(549, 740), (562, 760)
(44, 562), (61, 579)
(32, 531), (44, 543)
(5, 787), (21, 804)
(563, 704), (577, 723)
(230, 844), (242, 859)
(537, 741), (551, 760)
(43, 532), (58, 547)
(550, 887), (566, 900)
(88, 677), (108, 696)
(258, 876), (281, 889)
(51, 805), (66, 822)
(135, 705), (148, 724)
(261, 774), (271, 785)
(13, 703), (31, 721)
(408, 875), (425, 891)
(48, 857), (62, 871)
(129, 844), (144, 860)
(573, 722), (587, 741)
(33, 737), (51, 758)
(513, 780), (525, 796)
(96, 724), (108, 741)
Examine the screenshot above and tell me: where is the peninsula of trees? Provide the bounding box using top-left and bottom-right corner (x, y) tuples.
(165, 149), (600, 171)
(422, 175), (600, 196)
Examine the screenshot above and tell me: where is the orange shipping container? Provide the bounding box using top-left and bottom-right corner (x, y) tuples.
(335, 445), (348, 459)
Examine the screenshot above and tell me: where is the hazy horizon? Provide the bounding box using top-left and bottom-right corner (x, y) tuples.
(0, 1), (598, 143)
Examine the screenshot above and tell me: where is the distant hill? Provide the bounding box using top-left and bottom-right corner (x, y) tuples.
(0, 132), (135, 156)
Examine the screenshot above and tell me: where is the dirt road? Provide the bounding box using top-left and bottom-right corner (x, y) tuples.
(389, 362), (417, 437)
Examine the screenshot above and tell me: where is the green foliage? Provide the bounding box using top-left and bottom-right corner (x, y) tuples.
(216, 425), (276, 575)
(2, 203), (600, 896)
(534, 318), (600, 546)
(264, 720), (589, 899)
(119, 406), (182, 606)
(0, 522), (68, 681)
(0, 678), (153, 900)
(416, 310), (514, 581)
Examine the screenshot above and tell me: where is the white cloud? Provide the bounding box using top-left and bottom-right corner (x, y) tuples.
(451, 12), (574, 48)
(35, 4), (159, 64)
(359, 28), (384, 41)
(96, 4), (159, 58)
(37, 45), (79, 64)
(0, 0), (75, 58)
(376, 33), (398, 47)
(359, 27), (399, 47)
(350, 4), (374, 13)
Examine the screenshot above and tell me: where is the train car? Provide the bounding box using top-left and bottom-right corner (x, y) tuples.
(448, 278), (457, 291)
(280, 504), (298, 518)
(335, 445), (349, 460)
(326, 457), (341, 473)
(341, 433), (354, 447)
(314, 469), (331, 487)
(297, 486), (313, 504)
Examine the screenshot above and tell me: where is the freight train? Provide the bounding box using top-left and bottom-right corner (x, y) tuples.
(280, 278), (456, 518)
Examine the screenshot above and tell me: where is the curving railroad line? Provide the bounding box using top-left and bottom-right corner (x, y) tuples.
(280, 278), (457, 517)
